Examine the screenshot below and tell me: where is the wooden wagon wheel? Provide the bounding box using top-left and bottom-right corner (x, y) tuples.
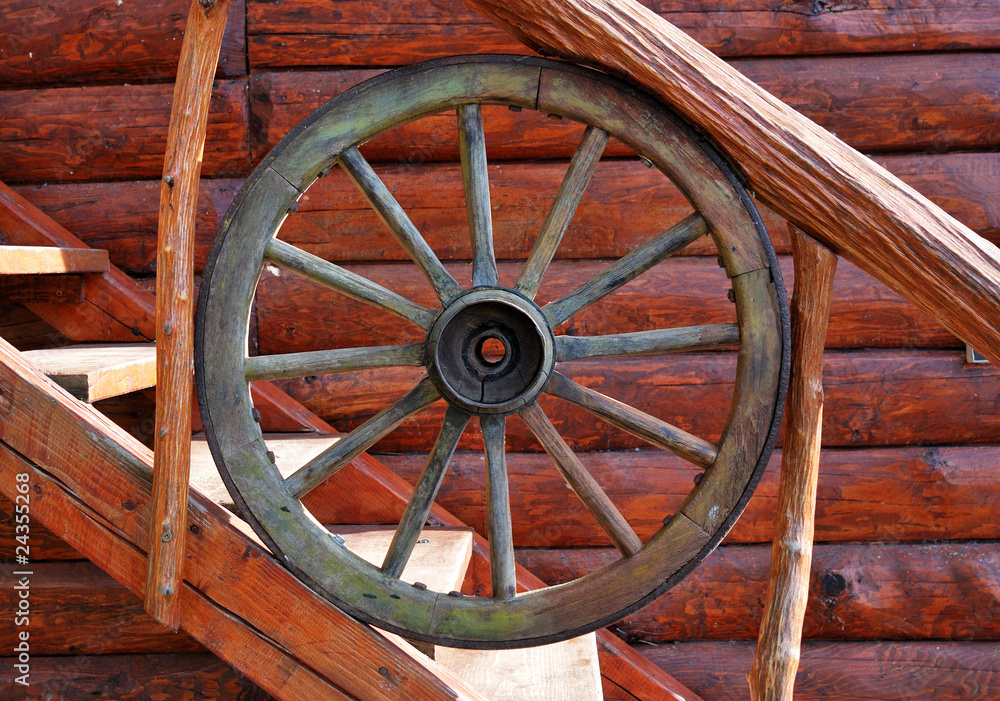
(195, 55), (789, 649)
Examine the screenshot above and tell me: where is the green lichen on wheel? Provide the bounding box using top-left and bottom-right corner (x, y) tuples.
(195, 55), (789, 649)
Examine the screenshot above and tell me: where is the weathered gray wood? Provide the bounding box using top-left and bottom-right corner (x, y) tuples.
(457, 103), (498, 287)
(338, 146), (462, 302)
(383, 406), (471, 578)
(556, 322), (740, 361)
(285, 377), (441, 498)
(543, 212), (708, 326)
(547, 371), (718, 469)
(264, 237), (436, 328)
(22, 342), (156, 402)
(519, 402), (642, 557)
(481, 414), (517, 600)
(245, 342), (425, 381)
(515, 125), (609, 299)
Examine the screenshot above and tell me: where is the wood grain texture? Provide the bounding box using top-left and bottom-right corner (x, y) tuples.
(462, 0), (1000, 366)
(0, 653), (274, 701)
(0, 494), (81, 560)
(22, 343), (157, 402)
(276, 350), (999, 453)
(0, 79), (250, 185)
(0, 337), (482, 701)
(642, 641), (1000, 700)
(248, 56), (1000, 164)
(0, 246), (108, 274)
(253, 258), (955, 355)
(147, 0), (234, 630)
(0, 0), (246, 86)
(749, 230), (837, 701)
(516, 540), (1000, 642)
(0, 561), (205, 655)
(246, 0), (1000, 68)
(324, 445), (1000, 547)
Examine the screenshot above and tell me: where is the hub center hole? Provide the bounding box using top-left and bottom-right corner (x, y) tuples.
(478, 336), (508, 365)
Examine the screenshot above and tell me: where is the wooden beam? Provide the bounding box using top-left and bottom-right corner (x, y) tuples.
(461, 0), (1000, 366)
(22, 343), (157, 402)
(0, 245), (108, 275)
(748, 229), (837, 700)
(146, 0), (233, 631)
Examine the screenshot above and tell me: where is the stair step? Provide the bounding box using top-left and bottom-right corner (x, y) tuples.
(23, 343), (156, 402)
(0, 245), (109, 275)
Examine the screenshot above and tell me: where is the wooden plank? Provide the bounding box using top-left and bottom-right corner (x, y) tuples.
(254, 258), (955, 355)
(0, 80), (251, 185)
(0, 275), (84, 303)
(0, 494), (81, 560)
(0, 561), (205, 655)
(0, 337), (485, 701)
(0, 246), (108, 275)
(249, 56), (1000, 164)
(641, 641), (1000, 701)
(10, 152), (999, 276)
(321, 445), (1000, 547)
(0, 653), (275, 700)
(246, 0), (1000, 68)
(463, 0), (1000, 368)
(515, 540), (1000, 642)
(22, 343), (157, 402)
(146, 0), (234, 630)
(0, 0), (247, 87)
(275, 350), (1000, 453)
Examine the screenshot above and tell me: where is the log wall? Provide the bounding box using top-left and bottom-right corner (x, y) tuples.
(1, 0), (998, 698)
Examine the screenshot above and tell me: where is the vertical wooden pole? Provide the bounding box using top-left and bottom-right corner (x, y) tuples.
(145, 0), (232, 629)
(747, 227), (837, 700)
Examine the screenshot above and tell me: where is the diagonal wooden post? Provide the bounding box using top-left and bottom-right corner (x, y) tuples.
(146, 0), (233, 629)
(748, 227), (837, 700)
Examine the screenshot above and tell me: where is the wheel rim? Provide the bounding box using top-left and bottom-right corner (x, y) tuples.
(195, 55), (789, 648)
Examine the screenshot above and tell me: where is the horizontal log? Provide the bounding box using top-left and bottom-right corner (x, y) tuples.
(0, 0), (246, 87)
(0, 494), (81, 559)
(246, 0), (1000, 68)
(331, 445), (1000, 547)
(0, 653), (273, 700)
(515, 540), (1000, 642)
(0, 562), (204, 655)
(249, 55), (1000, 163)
(253, 257), (955, 353)
(641, 640), (1000, 701)
(10, 152), (998, 276)
(274, 350), (1000, 452)
(0, 80), (251, 185)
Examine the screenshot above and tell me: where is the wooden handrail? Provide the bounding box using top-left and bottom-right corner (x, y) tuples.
(462, 0), (1000, 366)
(146, 0), (233, 629)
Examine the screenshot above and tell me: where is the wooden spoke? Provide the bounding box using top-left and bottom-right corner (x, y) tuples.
(481, 414), (517, 600)
(515, 126), (609, 299)
(382, 406), (471, 578)
(543, 213), (709, 326)
(519, 402), (642, 557)
(556, 322), (740, 362)
(264, 238), (436, 329)
(284, 378), (440, 499)
(338, 147), (462, 303)
(245, 343), (425, 382)
(547, 372), (718, 469)
(457, 103), (498, 287)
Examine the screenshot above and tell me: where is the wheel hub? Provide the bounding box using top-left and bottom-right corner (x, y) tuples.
(426, 288), (555, 415)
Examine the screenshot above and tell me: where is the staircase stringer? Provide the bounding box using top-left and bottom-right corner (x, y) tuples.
(0, 335), (486, 701)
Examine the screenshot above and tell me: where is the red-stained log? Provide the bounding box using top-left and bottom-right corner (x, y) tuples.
(0, 653), (274, 700)
(516, 541), (1000, 642)
(0, 80), (251, 185)
(314, 445), (1000, 547)
(248, 55), (1000, 163)
(0, 0), (247, 87)
(642, 641), (1000, 701)
(0, 494), (81, 559)
(0, 561), (204, 655)
(273, 350), (1000, 452)
(246, 0), (1000, 68)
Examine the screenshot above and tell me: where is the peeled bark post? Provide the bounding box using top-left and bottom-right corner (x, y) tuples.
(748, 228), (836, 700)
(461, 0), (1000, 365)
(146, 0), (232, 629)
